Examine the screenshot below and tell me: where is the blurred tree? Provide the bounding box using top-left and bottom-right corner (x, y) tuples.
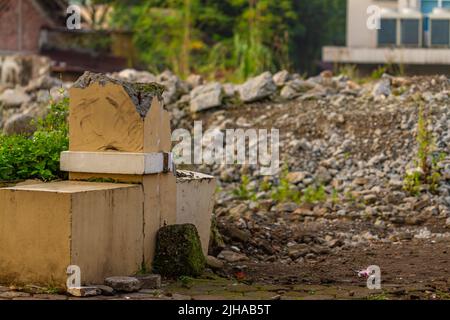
(96, 0), (346, 79)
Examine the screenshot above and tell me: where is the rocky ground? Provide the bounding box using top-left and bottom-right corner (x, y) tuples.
(1, 67), (450, 300)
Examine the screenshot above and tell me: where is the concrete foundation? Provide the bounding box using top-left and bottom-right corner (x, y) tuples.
(176, 171), (216, 255)
(0, 181), (144, 286)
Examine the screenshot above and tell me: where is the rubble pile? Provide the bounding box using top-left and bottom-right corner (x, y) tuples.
(1, 67), (449, 269)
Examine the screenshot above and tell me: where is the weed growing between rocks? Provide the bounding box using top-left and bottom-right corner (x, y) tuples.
(232, 165), (332, 206)
(0, 95), (69, 182)
(403, 102), (445, 196)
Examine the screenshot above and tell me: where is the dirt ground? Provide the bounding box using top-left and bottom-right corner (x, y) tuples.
(224, 239), (450, 299)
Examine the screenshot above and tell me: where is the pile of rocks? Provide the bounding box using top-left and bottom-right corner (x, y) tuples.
(2, 66), (449, 270)
(171, 72), (450, 267)
(0, 74), (70, 135)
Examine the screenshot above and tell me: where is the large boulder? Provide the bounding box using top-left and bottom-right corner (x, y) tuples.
(3, 113), (36, 136)
(153, 224), (206, 277)
(0, 88), (31, 109)
(237, 72), (277, 103)
(190, 82), (223, 113)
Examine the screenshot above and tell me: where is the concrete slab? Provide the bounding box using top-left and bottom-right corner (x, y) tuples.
(0, 181), (144, 287)
(176, 171), (216, 255)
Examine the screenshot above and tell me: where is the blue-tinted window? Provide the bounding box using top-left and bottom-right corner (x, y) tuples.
(431, 20), (450, 45)
(378, 19), (397, 46)
(401, 19), (420, 45)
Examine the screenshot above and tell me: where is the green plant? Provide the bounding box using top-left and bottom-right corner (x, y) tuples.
(403, 103), (444, 195)
(370, 66), (387, 80)
(331, 188), (340, 204)
(337, 64), (358, 79)
(260, 179), (272, 192)
(403, 170), (422, 196)
(178, 276), (194, 288)
(301, 185), (327, 204)
(232, 175), (257, 201)
(271, 166), (300, 203)
(0, 97), (69, 182)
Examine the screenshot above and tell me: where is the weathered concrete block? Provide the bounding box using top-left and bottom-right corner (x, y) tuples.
(153, 224), (206, 277)
(0, 181), (144, 287)
(136, 274), (161, 289)
(104, 276), (142, 292)
(176, 171), (216, 255)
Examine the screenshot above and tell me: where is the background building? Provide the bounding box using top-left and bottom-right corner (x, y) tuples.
(323, 0), (450, 73)
(0, 0), (135, 79)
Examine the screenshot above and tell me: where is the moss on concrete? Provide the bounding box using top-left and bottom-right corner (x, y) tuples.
(153, 224), (206, 278)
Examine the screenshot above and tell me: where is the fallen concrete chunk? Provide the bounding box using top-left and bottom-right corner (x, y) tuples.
(136, 274), (162, 289)
(96, 285), (115, 296)
(67, 286), (102, 297)
(104, 276), (142, 293)
(153, 224), (206, 277)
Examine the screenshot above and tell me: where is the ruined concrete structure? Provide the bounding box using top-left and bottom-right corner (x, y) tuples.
(0, 72), (215, 286)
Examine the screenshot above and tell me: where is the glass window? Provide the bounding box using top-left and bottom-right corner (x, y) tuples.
(378, 19), (397, 46)
(401, 19), (420, 45)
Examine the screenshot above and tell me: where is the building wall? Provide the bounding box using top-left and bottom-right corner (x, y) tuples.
(347, 0), (399, 48)
(0, 0), (51, 52)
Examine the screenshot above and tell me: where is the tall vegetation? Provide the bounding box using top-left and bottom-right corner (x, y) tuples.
(91, 0), (346, 80)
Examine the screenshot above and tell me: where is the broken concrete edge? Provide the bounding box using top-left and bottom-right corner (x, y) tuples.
(176, 170), (215, 182)
(72, 71), (166, 119)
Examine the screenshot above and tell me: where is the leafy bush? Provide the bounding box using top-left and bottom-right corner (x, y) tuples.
(0, 97), (69, 182)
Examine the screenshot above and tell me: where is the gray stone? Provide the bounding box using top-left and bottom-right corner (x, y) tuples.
(206, 255), (225, 270)
(67, 286), (102, 297)
(237, 72), (277, 103)
(223, 83), (237, 98)
(96, 285), (115, 296)
(218, 250), (249, 263)
(0, 88), (31, 109)
(372, 76), (391, 98)
(190, 82), (223, 112)
(3, 113), (36, 136)
(136, 274), (162, 289)
(157, 70), (188, 105)
(186, 74), (204, 89)
(0, 291), (31, 299)
(273, 70), (290, 87)
(280, 79), (316, 100)
(105, 276), (142, 293)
